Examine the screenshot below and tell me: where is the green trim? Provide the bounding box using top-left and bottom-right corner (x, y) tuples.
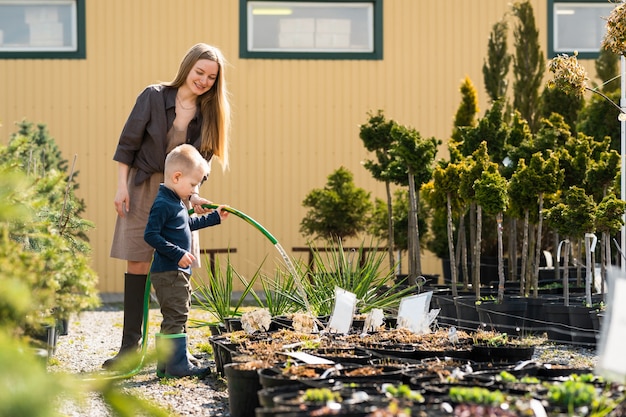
(547, 0), (609, 60)
(239, 0), (383, 60)
(0, 0), (86, 60)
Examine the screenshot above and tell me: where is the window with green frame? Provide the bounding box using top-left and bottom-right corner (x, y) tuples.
(0, 0), (85, 59)
(239, 0), (383, 60)
(548, 0), (614, 59)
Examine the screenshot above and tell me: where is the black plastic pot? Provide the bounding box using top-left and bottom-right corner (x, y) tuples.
(476, 300), (527, 334)
(568, 305), (597, 347)
(470, 344), (535, 364)
(454, 295), (480, 331)
(224, 363), (263, 417)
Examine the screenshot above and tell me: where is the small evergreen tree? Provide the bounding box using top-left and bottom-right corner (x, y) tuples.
(483, 19), (512, 104)
(300, 167), (373, 242)
(512, 0), (545, 132)
(450, 76), (480, 146)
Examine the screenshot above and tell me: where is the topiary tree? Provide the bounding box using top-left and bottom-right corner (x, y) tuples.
(359, 110), (406, 271)
(390, 124), (440, 284)
(300, 166), (373, 242)
(474, 169), (509, 303)
(458, 142), (498, 299)
(545, 187), (596, 306)
(595, 193), (626, 292)
(424, 162), (465, 296)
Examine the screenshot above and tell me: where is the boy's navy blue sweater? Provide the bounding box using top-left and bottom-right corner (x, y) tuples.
(144, 184), (221, 274)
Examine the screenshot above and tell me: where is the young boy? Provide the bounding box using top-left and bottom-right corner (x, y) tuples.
(144, 144), (229, 378)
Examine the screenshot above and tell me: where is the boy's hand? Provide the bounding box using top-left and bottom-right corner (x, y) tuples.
(216, 205), (230, 221)
(178, 252), (196, 268)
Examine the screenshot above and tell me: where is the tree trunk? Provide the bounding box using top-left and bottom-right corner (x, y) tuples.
(527, 224), (536, 297)
(385, 181), (395, 273)
(561, 239), (571, 306)
(446, 193), (458, 297)
(584, 233), (594, 307)
(407, 173), (420, 284)
(601, 231), (608, 294)
(497, 212), (505, 303)
(508, 217), (517, 282)
(532, 192), (544, 298)
(576, 238), (583, 287)
(520, 209), (529, 296)
(458, 213), (469, 290)
(470, 203), (477, 278)
(474, 204), (483, 300)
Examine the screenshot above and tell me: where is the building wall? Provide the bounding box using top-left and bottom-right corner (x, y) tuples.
(0, 0), (599, 293)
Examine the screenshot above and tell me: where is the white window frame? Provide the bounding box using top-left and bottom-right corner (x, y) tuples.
(240, 0), (382, 60)
(0, 0), (83, 59)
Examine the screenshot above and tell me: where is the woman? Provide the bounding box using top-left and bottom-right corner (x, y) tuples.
(105, 43), (231, 369)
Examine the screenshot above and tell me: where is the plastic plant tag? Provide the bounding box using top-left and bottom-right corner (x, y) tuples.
(396, 291), (436, 334)
(281, 351), (335, 365)
(327, 287), (357, 334)
(596, 267), (626, 382)
(362, 308), (385, 334)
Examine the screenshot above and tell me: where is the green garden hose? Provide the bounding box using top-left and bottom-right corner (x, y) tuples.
(191, 204), (278, 245)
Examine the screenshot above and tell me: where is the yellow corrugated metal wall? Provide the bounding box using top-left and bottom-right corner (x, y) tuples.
(0, 0), (599, 293)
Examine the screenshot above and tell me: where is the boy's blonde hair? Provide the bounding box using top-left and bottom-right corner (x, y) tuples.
(165, 144), (211, 179)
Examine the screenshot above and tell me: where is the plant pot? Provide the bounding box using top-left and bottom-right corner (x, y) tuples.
(257, 383), (308, 408)
(211, 338), (240, 376)
(476, 301), (527, 335)
(258, 365), (328, 389)
(309, 347), (372, 365)
(224, 362), (263, 417)
(335, 364), (404, 383)
(432, 294), (457, 327)
(272, 316), (294, 330)
(568, 305), (597, 347)
(524, 296), (560, 334)
(225, 317), (243, 332)
(361, 342), (416, 360)
(412, 348), (472, 361)
(209, 322), (227, 336)
(543, 303), (572, 343)
(454, 295), (480, 331)
(470, 344), (535, 364)
(57, 317), (70, 336)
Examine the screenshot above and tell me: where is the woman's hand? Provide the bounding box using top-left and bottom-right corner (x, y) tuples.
(189, 193), (212, 214)
(114, 186), (130, 217)
(114, 162), (131, 217)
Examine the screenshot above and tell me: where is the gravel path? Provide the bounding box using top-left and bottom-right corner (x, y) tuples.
(48, 305), (230, 417)
(48, 305), (600, 416)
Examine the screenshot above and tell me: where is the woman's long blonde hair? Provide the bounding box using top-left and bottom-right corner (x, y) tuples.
(165, 43), (231, 170)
